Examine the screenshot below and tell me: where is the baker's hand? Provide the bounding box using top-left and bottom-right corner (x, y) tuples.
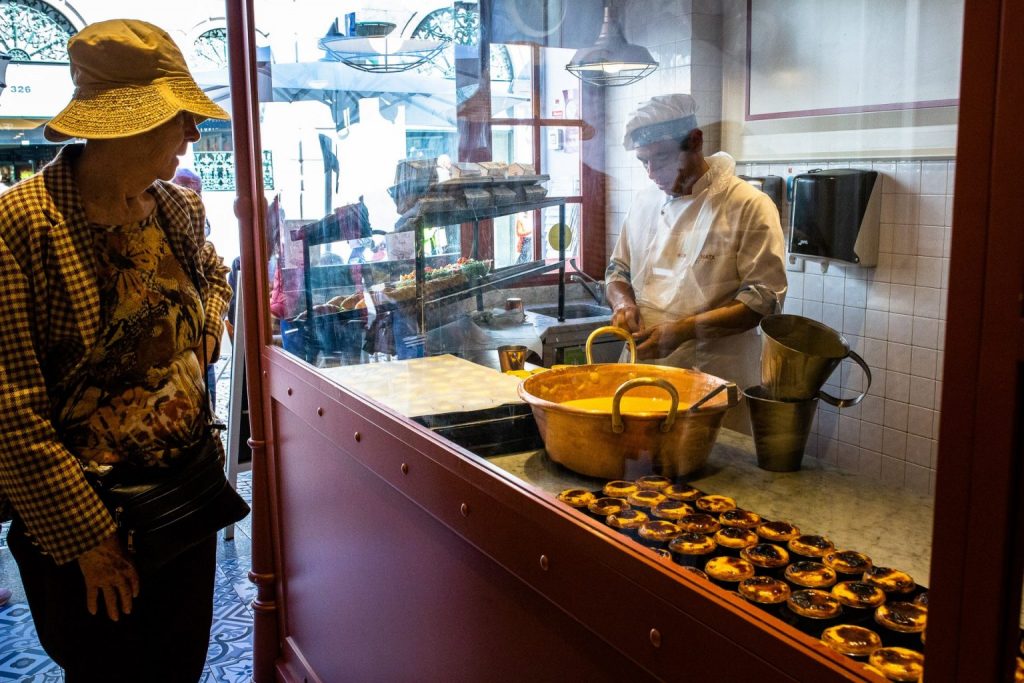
(633, 321), (688, 360)
(612, 303), (643, 334)
(77, 534), (140, 621)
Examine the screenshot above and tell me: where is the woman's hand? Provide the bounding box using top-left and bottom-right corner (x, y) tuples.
(77, 534), (140, 621)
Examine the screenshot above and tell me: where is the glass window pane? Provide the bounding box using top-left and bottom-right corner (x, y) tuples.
(539, 47), (580, 119)
(540, 125), (580, 196)
(541, 202), (580, 262)
(491, 43), (533, 118)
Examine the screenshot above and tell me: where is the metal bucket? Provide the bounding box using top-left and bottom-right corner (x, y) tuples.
(518, 327), (739, 480)
(744, 386), (818, 472)
(760, 314), (871, 407)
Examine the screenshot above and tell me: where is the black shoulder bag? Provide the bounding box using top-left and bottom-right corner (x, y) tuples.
(85, 244), (250, 573)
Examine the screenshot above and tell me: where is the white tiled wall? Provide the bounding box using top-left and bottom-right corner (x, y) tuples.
(739, 158), (952, 496)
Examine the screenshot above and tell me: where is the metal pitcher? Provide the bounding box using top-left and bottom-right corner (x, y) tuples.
(760, 314), (871, 408)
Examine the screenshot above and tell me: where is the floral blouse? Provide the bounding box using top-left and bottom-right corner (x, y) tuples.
(57, 211), (207, 468)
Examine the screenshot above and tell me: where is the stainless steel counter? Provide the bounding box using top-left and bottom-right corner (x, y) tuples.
(488, 429), (935, 587)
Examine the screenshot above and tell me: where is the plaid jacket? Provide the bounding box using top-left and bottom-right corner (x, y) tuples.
(0, 145), (231, 564)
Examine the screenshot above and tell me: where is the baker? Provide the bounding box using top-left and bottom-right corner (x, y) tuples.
(605, 94), (787, 432)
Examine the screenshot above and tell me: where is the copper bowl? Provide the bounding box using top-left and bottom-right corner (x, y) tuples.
(517, 327), (738, 479)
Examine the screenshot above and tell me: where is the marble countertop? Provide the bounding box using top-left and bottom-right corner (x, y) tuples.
(489, 429), (935, 587)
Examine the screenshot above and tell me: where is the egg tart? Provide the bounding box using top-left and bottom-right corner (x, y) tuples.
(636, 475), (672, 491)
(556, 488), (595, 508)
(587, 497), (630, 517)
(832, 581), (886, 610)
(786, 589), (843, 621)
(668, 532), (717, 565)
(874, 602), (927, 634)
(862, 566), (916, 595)
(714, 526), (758, 554)
(695, 494), (736, 514)
(704, 556), (755, 584)
(784, 561), (838, 589)
(719, 508), (762, 530)
(602, 480), (638, 499)
(638, 520), (682, 545)
(662, 484), (703, 502)
(867, 647), (924, 682)
(677, 512), (721, 535)
(788, 534), (835, 560)
(1016, 657), (1024, 683)
(912, 591), (928, 607)
(626, 489), (667, 509)
(651, 547), (672, 561)
(824, 549), (873, 576)
(606, 508), (648, 531)
(738, 576), (791, 605)
(681, 566), (709, 581)
(652, 500), (694, 521)
(757, 520), (801, 544)
(741, 543), (791, 571)
(820, 624), (883, 658)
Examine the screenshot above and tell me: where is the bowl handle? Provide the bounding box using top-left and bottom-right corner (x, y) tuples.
(611, 377), (679, 434)
(586, 326), (636, 364)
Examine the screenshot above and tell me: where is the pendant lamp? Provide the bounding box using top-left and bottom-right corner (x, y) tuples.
(565, 0), (658, 87)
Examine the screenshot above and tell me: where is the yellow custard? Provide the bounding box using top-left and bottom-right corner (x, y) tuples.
(561, 396), (688, 413)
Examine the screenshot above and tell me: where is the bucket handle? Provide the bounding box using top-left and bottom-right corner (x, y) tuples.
(611, 377), (679, 434)
(819, 350), (872, 408)
(689, 382), (739, 412)
(586, 325), (636, 364)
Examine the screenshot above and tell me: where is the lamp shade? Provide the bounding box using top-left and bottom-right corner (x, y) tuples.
(566, 4), (657, 87)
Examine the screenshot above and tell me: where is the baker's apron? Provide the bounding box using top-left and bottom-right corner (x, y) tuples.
(628, 177), (760, 434)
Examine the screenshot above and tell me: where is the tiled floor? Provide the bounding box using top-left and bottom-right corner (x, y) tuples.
(0, 472), (254, 683)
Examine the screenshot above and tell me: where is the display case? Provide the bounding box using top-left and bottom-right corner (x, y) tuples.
(282, 192), (567, 365)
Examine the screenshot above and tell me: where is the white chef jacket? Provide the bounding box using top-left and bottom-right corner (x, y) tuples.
(607, 152), (787, 432)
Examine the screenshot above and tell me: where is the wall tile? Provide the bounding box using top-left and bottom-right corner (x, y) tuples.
(845, 278), (867, 308)
(820, 438), (840, 466)
(882, 428), (908, 460)
(908, 406), (934, 438)
(823, 275), (845, 303)
(906, 434), (931, 467)
(867, 282), (891, 311)
(787, 271), (804, 299)
(784, 298), (803, 316)
(843, 307), (866, 337)
(920, 161), (948, 195)
(894, 194), (919, 224)
(860, 395), (885, 425)
(823, 303), (843, 332)
(915, 257), (943, 288)
(867, 368), (887, 396)
(914, 287), (941, 318)
(886, 342), (912, 374)
(803, 273), (824, 301)
(839, 415), (861, 444)
(881, 456), (906, 487)
(885, 371), (911, 403)
(890, 254), (917, 285)
(917, 226), (945, 258)
(912, 317), (939, 349)
(891, 225), (917, 255)
(803, 300), (823, 321)
(889, 285), (916, 314)
(918, 195), (946, 227)
(863, 339), (887, 373)
(946, 161), (956, 194)
(860, 421), (883, 451)
(888, 313), (914, 344)
(909, 377), (935, 409)
(817, 410), (839, 439)
(837, 443), (860, 473)
(865, 311), (889, 341)
(936, 351), (945, 381)
(895, 160), (922, 194)
(936, 321), (946, 351)
(878, 222), (894, 253)
(871, 252), (893, 283)
(876, 163), (897, 191)
(859, 449), (882, 478)
(910, 347), (937, 379)
(884, 399), (909, 430)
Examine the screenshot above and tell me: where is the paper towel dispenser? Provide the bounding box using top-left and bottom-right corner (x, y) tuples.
(790, 169), (880, 267)
(738, 175), (785, 219)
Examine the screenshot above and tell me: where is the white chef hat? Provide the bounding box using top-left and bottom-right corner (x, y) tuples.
(622, 94), (699, 151)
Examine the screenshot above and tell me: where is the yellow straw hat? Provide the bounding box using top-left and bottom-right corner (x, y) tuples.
(44, 19), (228, 142)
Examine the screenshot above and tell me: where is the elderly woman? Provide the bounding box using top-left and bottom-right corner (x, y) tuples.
(0, 20), (231, 681)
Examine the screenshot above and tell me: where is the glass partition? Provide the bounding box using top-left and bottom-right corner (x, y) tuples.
(245, 0), (967, 677)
